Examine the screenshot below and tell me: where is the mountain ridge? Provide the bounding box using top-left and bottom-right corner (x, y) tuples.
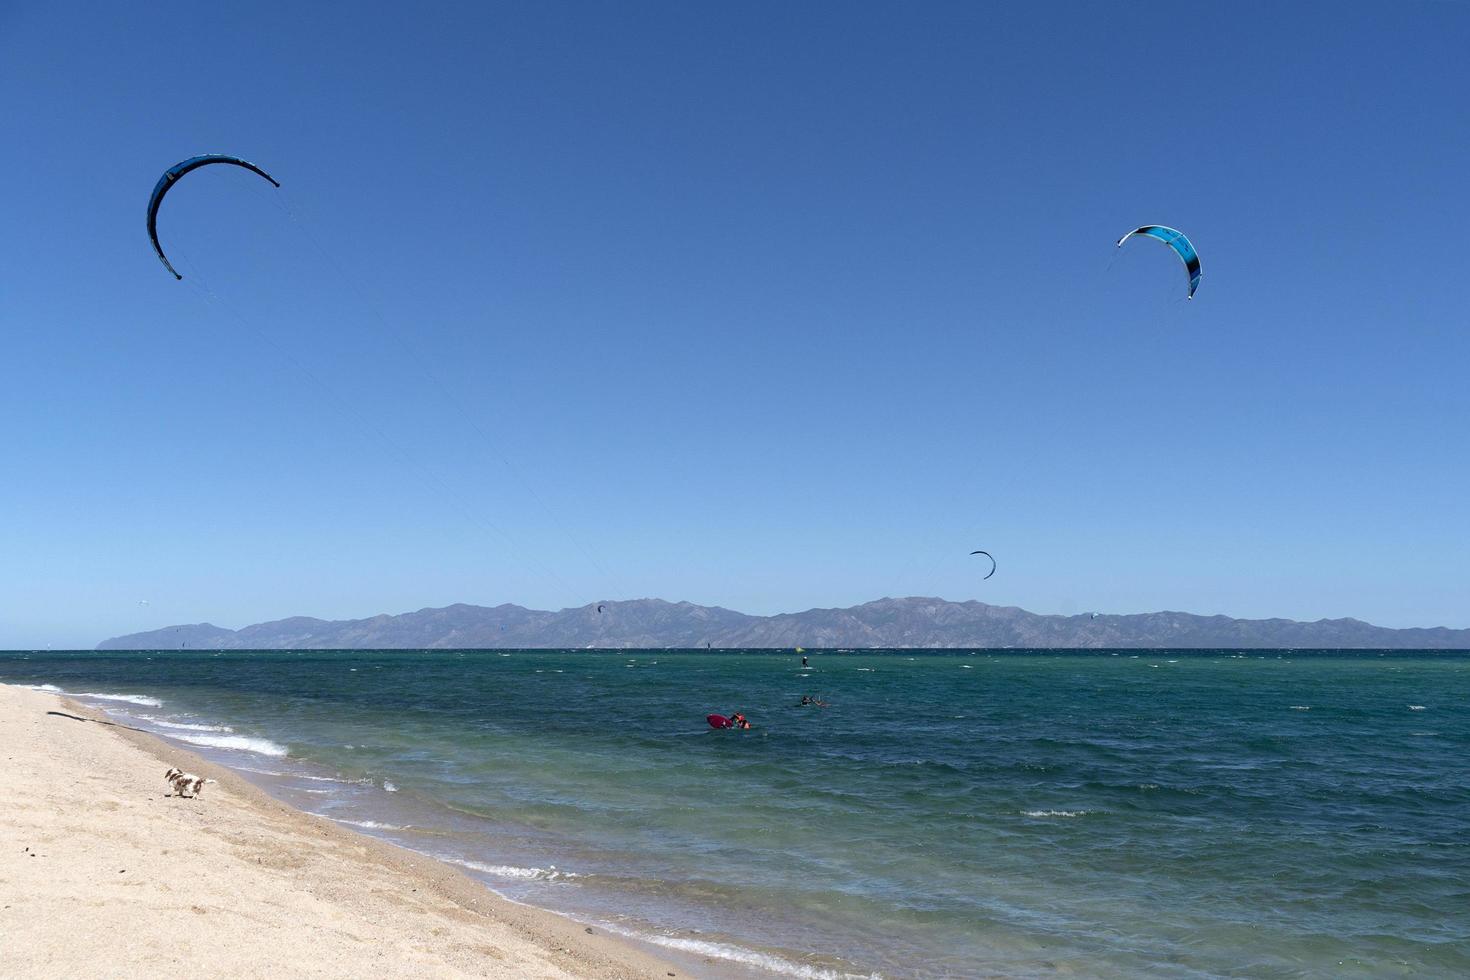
(97, 598), (1470, 650)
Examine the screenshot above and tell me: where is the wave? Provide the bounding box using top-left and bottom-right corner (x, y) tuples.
(599, 924), (876, 980)
(140, 716), (235, 733)
(1290, 705), (1311, 711)
(1022, 809), (1095, 818)
(332, 818), (412, 831)
(275, 772), (376, 788)
(76, 692), (163, 706)
(1408, 705), (1427, 711)
(18, 683), (62, 692)
(447, 858), (579, 881)
(169, 733), (288, 757)
(383, 780), (399, 792)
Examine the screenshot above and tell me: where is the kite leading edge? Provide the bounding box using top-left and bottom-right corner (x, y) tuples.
(147, 154), (280, 280)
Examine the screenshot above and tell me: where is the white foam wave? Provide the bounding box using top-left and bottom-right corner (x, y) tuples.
(448, 858), (578, 881)
(1290, 705), (1311, 711)
(141, 716), (235, 733)
(382, 781), (399, 792)
(170, 733), (288, 757)
(1022, 809), (1093, 818)
(1408, 705), (1427, 711)
(18, 683), (62, 692)
(333, 818), (411, 831)
(599, 924), (876, 980)
(77, 692), (163, 706)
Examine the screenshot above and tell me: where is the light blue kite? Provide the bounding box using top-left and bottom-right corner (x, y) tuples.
(1116, 225), (1201, 299)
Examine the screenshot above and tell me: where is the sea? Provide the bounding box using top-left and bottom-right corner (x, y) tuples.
(2, 649), (1466, 979)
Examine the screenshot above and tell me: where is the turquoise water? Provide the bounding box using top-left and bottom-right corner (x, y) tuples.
(4, 650), (1468, 978)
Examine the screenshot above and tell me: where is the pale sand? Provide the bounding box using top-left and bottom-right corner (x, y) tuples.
(0, 683), (677, 979)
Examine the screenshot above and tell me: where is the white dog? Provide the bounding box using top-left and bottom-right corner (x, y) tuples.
(164, 767), (216, 798)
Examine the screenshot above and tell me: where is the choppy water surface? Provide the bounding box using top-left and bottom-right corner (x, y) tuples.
(4, 650), (1467, 978)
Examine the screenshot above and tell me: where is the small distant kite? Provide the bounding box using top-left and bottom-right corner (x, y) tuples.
(597, 604), (605, 614)
(970, 550), (997, 580)
(1115, 225), (1201, 299)
(147, 154), (280, 280)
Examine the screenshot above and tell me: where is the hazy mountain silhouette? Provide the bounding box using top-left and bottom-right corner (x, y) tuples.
(98, 598), (1470, 650)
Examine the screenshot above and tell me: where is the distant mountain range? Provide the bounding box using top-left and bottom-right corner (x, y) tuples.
(97, 598), (1470, 650)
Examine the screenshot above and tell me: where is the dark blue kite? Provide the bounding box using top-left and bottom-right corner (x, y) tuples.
(1115, 225), (1201, 300)
(970, 550), (996, 580)
(147, 154), (280, 280)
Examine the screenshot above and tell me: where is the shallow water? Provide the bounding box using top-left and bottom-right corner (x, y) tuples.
(4, 650), (1468, 978)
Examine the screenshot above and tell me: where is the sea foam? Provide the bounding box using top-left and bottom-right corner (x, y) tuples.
(141, 716), (235, 733)
(170, 732), (288, 757)
(1022, 809), (1094, 818)
(76, 692), (163, 706)
(448, 858), (579, 881)
(332, 818), (412, 831)
(599, 924), (877, 980)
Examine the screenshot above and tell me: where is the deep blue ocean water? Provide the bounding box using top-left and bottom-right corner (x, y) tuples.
(3, 650), (1467, 978)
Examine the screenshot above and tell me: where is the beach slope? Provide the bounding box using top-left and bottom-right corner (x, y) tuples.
(0, 683), (670, 979)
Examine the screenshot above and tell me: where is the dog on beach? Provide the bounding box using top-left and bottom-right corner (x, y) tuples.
(164, 767), (216, 798)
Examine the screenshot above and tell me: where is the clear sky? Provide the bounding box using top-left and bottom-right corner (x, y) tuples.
(2, 2), (1467, 648)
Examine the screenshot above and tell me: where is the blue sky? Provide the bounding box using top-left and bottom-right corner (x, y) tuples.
(2, 2), (1467, 647)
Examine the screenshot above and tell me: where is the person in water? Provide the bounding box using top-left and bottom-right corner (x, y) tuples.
(730, 712), (750, 729)
(801, 655), (809, 667)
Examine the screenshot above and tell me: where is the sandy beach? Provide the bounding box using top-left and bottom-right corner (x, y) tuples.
(0, 682), (675, 979)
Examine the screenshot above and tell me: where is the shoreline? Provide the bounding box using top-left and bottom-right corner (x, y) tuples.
(0, 682), (679, 978)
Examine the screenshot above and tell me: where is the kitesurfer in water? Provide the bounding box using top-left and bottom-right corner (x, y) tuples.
(730, 712), (751, 729)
